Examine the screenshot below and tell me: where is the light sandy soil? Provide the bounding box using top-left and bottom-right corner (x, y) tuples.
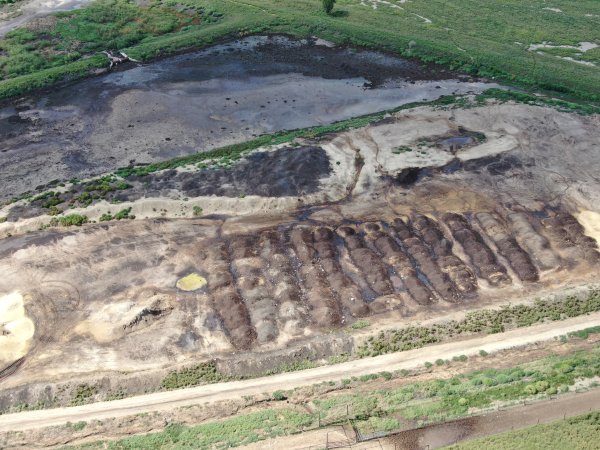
(0, 101), (599, 411)
(0, 292), (34, 367)
(0, 311), (599, 433)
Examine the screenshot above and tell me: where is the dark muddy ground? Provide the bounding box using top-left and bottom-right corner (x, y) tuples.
(138, 145), (331, 199)
(0, 35), (497, 202)
(385, 390), (600, 449)
(7, 145), (332, 220)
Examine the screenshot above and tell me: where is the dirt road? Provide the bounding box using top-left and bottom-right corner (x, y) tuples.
(1, 312), (599, 432)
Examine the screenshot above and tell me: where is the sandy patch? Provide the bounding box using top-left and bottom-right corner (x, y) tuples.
(577, 210), (600, 246)
(528, 42), (598, 52)
(360, 0), (403, 10)
(0, 292), (35, 367)
(527, 41), (598, 66)
(457, 133), (518, 161)
(75, 301), (135, 343)
(412, 13), (432, 23)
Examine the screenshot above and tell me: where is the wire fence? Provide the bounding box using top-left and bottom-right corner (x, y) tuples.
(292, 387), (599, 450)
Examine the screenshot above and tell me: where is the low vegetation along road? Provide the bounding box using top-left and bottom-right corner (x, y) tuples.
(2, 312), (600, 433)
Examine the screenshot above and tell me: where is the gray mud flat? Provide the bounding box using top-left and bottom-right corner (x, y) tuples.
(0, 0), (91, 38)
(0, 36), (498, 201)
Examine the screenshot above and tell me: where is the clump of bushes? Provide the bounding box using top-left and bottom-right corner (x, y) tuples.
(99, 207), (134, 221)
(357, 291), (600, 357)
(70, 384), (96, 406)
(161, 362), (230, 390)
(50, 214), (88, 227)
(272, 390), (287, 401)
(351, 320), (370, 329)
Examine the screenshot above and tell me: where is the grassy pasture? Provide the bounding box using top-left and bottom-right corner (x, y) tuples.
(0, 0), (599, 100)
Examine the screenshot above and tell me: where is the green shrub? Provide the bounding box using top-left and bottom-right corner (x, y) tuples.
(272, 390), (287, 401)
(67, 421), (87, 431)
(357, 291), (600, 359)
(99, 212), (113, 221)
(70, 384), (96, 406)
(114, 207), (134, 220)
(50, 214), (88, 227)
(351, 320), (370, 329)
(161, 362), (229, 390)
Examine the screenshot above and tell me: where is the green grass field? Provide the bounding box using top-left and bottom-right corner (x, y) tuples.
(444, 412), (600, 450)
(0, 0), (599, 101)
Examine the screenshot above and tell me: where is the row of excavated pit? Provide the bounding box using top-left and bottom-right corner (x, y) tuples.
(190, 210), (598, 350)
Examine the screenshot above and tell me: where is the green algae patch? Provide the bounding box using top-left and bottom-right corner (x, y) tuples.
(176, 273), (207, 291)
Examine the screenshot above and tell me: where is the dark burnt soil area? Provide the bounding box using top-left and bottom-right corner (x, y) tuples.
(392, 153), (530, 188)
(134, 145), (331, 200)
(235, 35), (462, 86)
(6, 146), (331, 220)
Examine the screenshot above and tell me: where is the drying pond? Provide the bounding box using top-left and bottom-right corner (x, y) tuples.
(0, 35), (499, 201)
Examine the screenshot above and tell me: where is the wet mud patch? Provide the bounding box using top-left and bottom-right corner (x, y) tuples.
(0, 35), (497, 202)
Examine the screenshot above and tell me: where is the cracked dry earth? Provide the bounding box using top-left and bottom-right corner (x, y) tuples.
(0, 101), (599, 409)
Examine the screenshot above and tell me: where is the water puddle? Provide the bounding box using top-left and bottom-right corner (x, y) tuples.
(0, 35), (500, 201)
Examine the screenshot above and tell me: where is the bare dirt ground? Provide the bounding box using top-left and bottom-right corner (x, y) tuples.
(0, 0), (90, 37)
(0, 100), (599, 414)
(0, 312), (599, 435)
(3, 323), (597, 448)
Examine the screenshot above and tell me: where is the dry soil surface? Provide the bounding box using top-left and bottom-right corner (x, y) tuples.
(0, 311), (599, 433)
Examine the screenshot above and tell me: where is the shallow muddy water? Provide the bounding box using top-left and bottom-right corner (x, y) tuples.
(0, 35), (499, 200)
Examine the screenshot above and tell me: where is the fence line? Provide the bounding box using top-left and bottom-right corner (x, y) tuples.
(289, 387), (599, 450)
